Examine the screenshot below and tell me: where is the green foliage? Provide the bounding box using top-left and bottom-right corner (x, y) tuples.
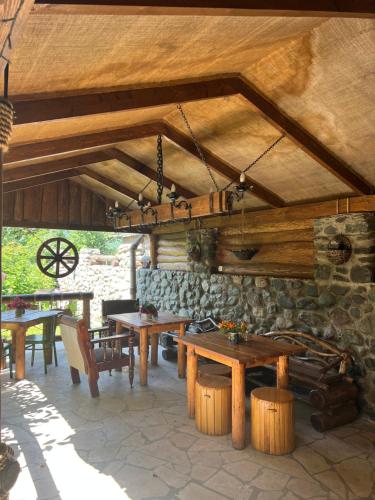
(1, 227), (123, 295)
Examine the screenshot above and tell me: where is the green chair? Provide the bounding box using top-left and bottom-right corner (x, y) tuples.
(0, 339), (13, 378)
(25, 312), (63, 374)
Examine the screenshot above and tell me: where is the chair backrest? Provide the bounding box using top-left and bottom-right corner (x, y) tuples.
(60, 315), (91, 374)
(102, 299), (138, 319)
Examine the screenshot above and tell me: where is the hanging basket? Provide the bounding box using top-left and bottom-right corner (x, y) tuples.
(230, 248), (258, 261)
(327, 235), (352, 265)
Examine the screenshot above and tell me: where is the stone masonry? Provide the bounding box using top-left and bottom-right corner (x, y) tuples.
(138, 213), (375, 415)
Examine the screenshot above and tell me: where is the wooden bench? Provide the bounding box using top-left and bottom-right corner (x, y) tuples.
(247, 331), (359, 432)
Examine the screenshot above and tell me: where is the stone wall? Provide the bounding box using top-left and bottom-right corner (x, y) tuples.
(59, 235), (147, 326)
(138, 213), (375, 415)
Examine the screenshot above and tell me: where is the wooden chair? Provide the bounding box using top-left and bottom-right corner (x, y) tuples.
(89, 299), (139, 348)
(60, 315), (135, 397)
(25, 312), (63, 374)
(0, 339), (13, 378)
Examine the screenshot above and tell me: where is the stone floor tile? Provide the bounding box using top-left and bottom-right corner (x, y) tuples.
(223, 459), (260, 482)
(315, 469), (348, 499)
(281, 493), (299, 500)
(287, 477), (327, 498)
(188, 450), (224, 468)
(293, 445), (330, 474)
(204, 470), (251, 499)
(141, 439), (189, 465)
(141, 424), (170, 442)
(126, 451), (166, 469)
(251, 468), (290, 491)
(190, 464), (217, 482)
(116, 464), (170, 499)
(168, 431), (197, 450)
(335, 457), (374, 498)
(256, 492), (283, 500)
(248, 452), (312, 480)
(330, 426), (360, 438)
(310, 435), (362, 463)
(177, 481), (228, 500)
(344, 434), (374, 455)
(154, 464), (190, 489)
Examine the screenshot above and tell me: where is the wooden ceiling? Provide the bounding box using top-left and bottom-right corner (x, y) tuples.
(3, 0), (375, 218)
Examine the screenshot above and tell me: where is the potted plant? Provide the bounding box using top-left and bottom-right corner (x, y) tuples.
(218, 320), (249, 344)
(7, 297), (31, 317)
(139, 303), (158, 321)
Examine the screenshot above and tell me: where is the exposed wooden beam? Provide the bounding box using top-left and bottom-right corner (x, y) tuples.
(12, 76), (237, 125)
(152, 194), (375, 235)
(5, 123), (160, 164)
(161, 123), (285, 207)
(32, 1), (375, 18)
(103, 147), (197, 199)
(79, 167), (149, 203)
(4, 151), (109, 182)
(233, 77), (373, 196)
(4, 168), (82, 192)
(11, 75), (372, 195)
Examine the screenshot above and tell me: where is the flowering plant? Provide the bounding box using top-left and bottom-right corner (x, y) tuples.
(7, 296), (31, 311)
(139, 303), (158, 317)
(218, 320), (248, 334)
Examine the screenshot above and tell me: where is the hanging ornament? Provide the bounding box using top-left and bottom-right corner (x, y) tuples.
(37, 238), (79, 278)
(327, 234), (352, 265)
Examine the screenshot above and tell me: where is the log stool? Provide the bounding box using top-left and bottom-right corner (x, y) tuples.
(251, 387), (295, 455)
(198, 363), (231, 378)
(195, 374), (232, 436)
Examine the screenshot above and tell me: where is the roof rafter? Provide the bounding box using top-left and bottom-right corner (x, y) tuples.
(4, 168), (82, 192)
(11, 74), (373, 195)
(32, 0), (375, 18)
(103, 147), (197, 199)
(160, 122), (284, 207)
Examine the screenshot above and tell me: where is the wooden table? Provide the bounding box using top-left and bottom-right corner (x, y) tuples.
(180, 332), (305, 450)
(1, 310), (61, 380)
(107, 312), (190, 386)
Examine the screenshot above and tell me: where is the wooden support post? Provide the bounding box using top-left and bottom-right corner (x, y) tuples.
(231, 362), (246, 450)
(178, 322), (186, 378)
(151, 334), (158, 366)
(43, 320), (53, 365)
(14, 327), (26, 380)
(149, 234), (158, 269)
(186, 345), (198, 418)
(83, 298), (91, 328)
(0, 340), (6, 370)
(277, 355), (289, 389)
(140, 327), (148, 386)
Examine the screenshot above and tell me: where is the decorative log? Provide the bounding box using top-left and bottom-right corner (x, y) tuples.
(149, 234), (157, 269)
(310, 402), (359, 432)
(158, 239), (186, 247)
(157, 232), (186, 242)
(157, 247), (187, 256)
(251, 387), (295, 455)
(219, 229), (314, 246)
(157, 255), (188, 263)
(195, 374), (232, 436)
(218, 264), (313, 279)
(309, 382), (359, 410)
(157, 263), (189, 271)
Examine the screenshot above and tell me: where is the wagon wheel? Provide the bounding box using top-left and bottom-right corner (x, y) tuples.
(36, 238), (79, 278)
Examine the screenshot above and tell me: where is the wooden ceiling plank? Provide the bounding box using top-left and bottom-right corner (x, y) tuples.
(5, 122), (160, 164)
(161, 122), (285, 207)
(32, 0), (375, 18)
(4, 168), (82, 192)
(104, 147), (197, 199)
(4, 151), (109, 181)
(79, 167), (148, 203)
(234, 78), (373, 195)
(12, 76), (237, 125)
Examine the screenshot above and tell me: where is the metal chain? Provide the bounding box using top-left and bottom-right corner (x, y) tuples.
(156, 134), (164, 204)
(124, 178), (153, 212)
(223, 133), (285, 191)
(177, 103), (219, 192)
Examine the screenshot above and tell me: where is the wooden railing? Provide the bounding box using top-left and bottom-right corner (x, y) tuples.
(2, 291), (94, 327)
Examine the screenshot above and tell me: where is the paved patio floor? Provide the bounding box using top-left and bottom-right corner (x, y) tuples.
(2, 343), (375, 500)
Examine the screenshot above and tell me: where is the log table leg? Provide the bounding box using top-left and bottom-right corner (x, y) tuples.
(151, 334), (158, 366)
(140, 327), (148, 386)
(232, 362), (246, 450)
(187, 345), (198, 418)
(178, 322), (186, 379)
(277, 355), (289, 389)
(115, 321), (123, 372)
(15, 326), (26, 381)
(43, 321), (53, 365)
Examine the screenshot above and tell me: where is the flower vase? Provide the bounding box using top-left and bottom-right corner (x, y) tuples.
(15, 308), (24, 317)
(146, 313), (153, 321)
(228, 332), (240, 345)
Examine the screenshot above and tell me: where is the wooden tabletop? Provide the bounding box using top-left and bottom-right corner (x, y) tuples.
(1, 309), (60, 327)
(180, 332), (305, 364)
(107, 312), (191, 328)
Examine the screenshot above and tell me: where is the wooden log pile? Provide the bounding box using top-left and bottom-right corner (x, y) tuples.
(156, 232), (189, 271)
